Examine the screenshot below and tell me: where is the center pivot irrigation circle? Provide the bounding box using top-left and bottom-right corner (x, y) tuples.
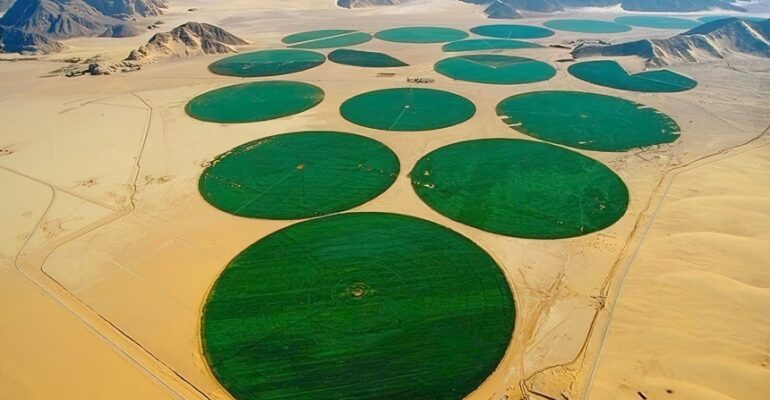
(435, 54), (556, 85)
(411, 139), (629, 239)
(198, 131), (399, 219)
(186, 81), (324, 123)
(340, 87), (476, 131)
(374, 26), (469, 43)
(202, 212), (516, 400)
(208, 49), (326, 77)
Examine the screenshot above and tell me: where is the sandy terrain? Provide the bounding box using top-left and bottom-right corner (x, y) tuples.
(1, 1), (768, 399)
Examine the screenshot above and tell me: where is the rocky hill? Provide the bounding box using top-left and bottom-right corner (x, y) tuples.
(126, 22), (248, 63)
(572, 18), (770, 66)
(0, 0), (14, 12)
(0, 24), (65, 53)
(84, 0), (166, 19)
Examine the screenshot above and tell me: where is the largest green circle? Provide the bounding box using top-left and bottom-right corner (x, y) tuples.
(497, 91), (681, 152)
(202, 212), (515, 400)
(470, 24), (555, 39)
(209, 49), (326, 77)
(435, 54), (556, 85)
(341, 88), (476, 131)
(199, 132), (399, 219)
(411, 139), (629, 239)
(375, 26), (469, 43)
(186, 81), (324, 124)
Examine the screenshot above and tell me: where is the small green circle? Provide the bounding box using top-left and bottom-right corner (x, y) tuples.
(375, 26), (469, 43)
(568, 60), (697, 93)
(209, 49), (326, 77)
(497, 91), (681, 152)
(198, 131), (399, 219)
(341, 88), (476, 131)
(470, 24), (555, 39)
(411, 139), (629, 239)
(543, 19), (632, 33)
(202, 212), (515, 400)
(435, 54), (555, 85)
(186, 81), (324, 123)
(614, 16), (700, 30)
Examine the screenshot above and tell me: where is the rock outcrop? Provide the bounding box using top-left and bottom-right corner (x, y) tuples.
(126, 22), (248, 63)
(0, 0), (15, 12)
(84, 0), (166, 19)
(0, 24), (65, 53)
(99, 22), (141, 37)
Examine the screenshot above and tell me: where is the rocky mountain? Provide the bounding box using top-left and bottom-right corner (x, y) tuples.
(0, 0), (122, 38)
(462, 0), (746, 18)
(337, 0), (403, 7)
(99, 22), (141, 37)
(0, 0), (14, 12)
(572, 18), (770, 66)
(84, 0), (165, 19)
(0, 24), (65, 53)
(126, 22), (248, 63)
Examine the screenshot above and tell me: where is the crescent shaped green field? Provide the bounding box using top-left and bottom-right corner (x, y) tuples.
(202, 212), (515, 400)
(411, 139), (629, 239)
(198, 131), (399, 219)
(208, 49), (326, 77)
(470, 24), (555, 39)
(340, 88), (476, 131)
(328, 49), (408, 68)
(543, 19), (632, 33)
(442, 38), (544, 52)
(435, 54), (556, 85)
(614, 16), (700, 30)
(497, 91), (681, 152)
(568, 60), (697, 93)
(374, 26), (469, 43)
(185, 81), (324, 123)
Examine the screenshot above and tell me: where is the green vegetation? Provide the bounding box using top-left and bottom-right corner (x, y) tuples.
(442, 38), (543, 52)
(470, 24), (554, 39)
(614, 16), (700, 29)
(282, 29), (357, 44)
(568, 60), (697, 92)
(697, 15), (767, 23)
(340, 88), (475, 131)
(288, 32), (372, 49)
(411, 139), (629, 239)
(328, 49), (408, 68)
(497, 91), (681, 152)
(186, 81), (324, 123)
(374, 26), (469, 43)
(543, 19), (632, 33)
(208, 49), (325, 77)
(198, 132), (399, 219)
(202, 212), (515, 400)
(435, 54), (555, 85)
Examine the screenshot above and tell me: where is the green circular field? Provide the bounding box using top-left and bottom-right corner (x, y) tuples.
(282, 29), (356, 44)
(614, 16), (700, 30)
(186, 81), (324, 123)
(374, 26), (469, 43)
(497, 91), (681, 152)
(543, 19), (632, 33)
(341, 88), (476, 131)
(470, 24), (555, 39)
(328, 49), (408, 68)
(442, 38), (543, 52)
(202, 212), (515, 400)
(568, 60), (697, 92)
(198, 132), (399, 219)
(287, 32), (372, 49)
(411, 139), (629, 239)
(208, 49), (326, 77)
(698, 15), (766, 23)
(435, 54), (555, 85)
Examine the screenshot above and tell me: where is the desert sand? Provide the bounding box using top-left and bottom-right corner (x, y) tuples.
(1, 1), (768, 399)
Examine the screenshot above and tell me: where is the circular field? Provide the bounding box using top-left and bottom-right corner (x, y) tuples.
(198, 132), (399, 219)
(568, 60), (697, 92)
(374, 26), (469, 43)
(282, 29), (357, 44)
(543, 19), (632, 33)
(435, 54), (555, 85)
(442, 38), (543, 52)
(202, 212), (515, 400)
(411, 139), (629, 239)
(698, 15), (767, 23)
(208, 49), (325, 77)
(186, 81), (324, 123)
(614, 16), (700, 30)
(497, 91), (681, 152)
(288, 32), (372, 49)
(341, 88), (475, 131)
(328, 49), (408, 68)
(470, 24), (554, 39)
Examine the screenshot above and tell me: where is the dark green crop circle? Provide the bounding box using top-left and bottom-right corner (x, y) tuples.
(186, 81), (324, 124)
(340, 88), (476, 131)
(202, 212), (515, 400)
(198, 131), (399, 219)
(374, 26), (469, 43)
(497, 91), (681, 152)
(209, 49), (326, 77)
(435, 54), (555, 85)
(411, 139), (629, 239)
(470, 24), (555, 39)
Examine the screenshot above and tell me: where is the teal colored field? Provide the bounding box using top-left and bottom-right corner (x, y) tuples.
(341, 88), (476, 131)
(374, 26), (469, 43)
(470, 24), (555, 39)
(442, 38), (543, 52)
(497, 91), (681, 152)
(209, 49), (325, 77)
(282, 29), (357, 44)
(568, 60), (697, 92)
(328, 49), (408, 68)
(614, 16), (700, 29)
(697, 15), (767, 23)
(435, 54), (555, 85)
(543, 19), (632, 33)
(186, 81), (323, 123)
(202, 212), (515, 400)
(198, 132), (399, 219)
(288, 32), (372, 49)
(411, 139), (629, 239)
